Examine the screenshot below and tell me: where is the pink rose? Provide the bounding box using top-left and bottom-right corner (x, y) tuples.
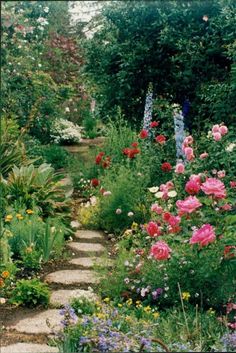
(217, 170), (225, 179)
(150, 241), (172, 260)
(220, 204), (232, 211)
(168, 215), (181, 227)
(230, 181), (236, 188)
(185, 179), (201, 195)
(146, 221), (161, 237)
(176, 196), (202, 214)
(200, 152), (208, 159)
(213, 132), (222, 141)
(183, 135), (194, 146)
(189, 224), (216, 247)
(201, 178), (226, 199)
(175, 163), (185, 174)
(151, 203), (163, 215)
(184, 147), (194, 161)
(219, 125), (228, 135)
(190, 174), (202, 185)
(166, 181), (174, 190)
(212, 124), (220, 133)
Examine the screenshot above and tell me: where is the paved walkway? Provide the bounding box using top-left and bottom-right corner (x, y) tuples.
(1, 230), (108, 353)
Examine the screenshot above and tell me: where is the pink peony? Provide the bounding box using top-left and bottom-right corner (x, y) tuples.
(219, 125), (228, 135)
(190, 174), (202, 185)
(213, 132), (222, 141)
(151, 203), (163, 215)
(185, 179), (201, 195)
(200, 152), (208, 159)
(189, 224), (216, 247)
(168, 215), (181, 227)
(146, 221), (161, 237)
(176, 196), (202, 214)
(175, 163), (185, 174)
(150, 241), (172, 260)
(212, 124), (220, 133)
(201, 178), (226, 199)
(184, 147), (195, 161)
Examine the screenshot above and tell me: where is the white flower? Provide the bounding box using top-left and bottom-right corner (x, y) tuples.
(65, 107), (70, 113)
(202, 15), (209, 22)
(124, 278), (130, 284)
(226, 143), (236, 152)
(154, 191), (164, 199)
(36, 17), (49, 26)
(148, 186), (159, 193)
(38, 63), (42, 67)
(50, 118), (82, 144)
(0, 298), (6, 304)
(116, 208), (122, 214)
(90, 196), (97, 206)
(168, 190), (177, 198)
(44, 7), (49, 13)
(70, 221), (81, 228)
(124, 261), (129, 266)
(103, 191), (112, 196)
(127, 212), (134, 217)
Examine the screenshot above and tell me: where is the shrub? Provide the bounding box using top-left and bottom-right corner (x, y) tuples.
(50, 118), (82, 145)
(82, 112), (98, 139)
(10, 279), (50, 308)
(41, 145), (70, 170)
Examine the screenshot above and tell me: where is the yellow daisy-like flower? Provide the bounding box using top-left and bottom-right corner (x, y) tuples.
(153, 312), (160, 319)
(182, 292), (191, 301)
(16, 214), (24, 220)
(131, 222), (138, 231)
(1, 271), (10, 279)
(103, 297), (110, 303)
(123, 229), (132, 237)
(126, 298), (133, 306)
(118, 303), (123, 308)
(5, 215), (13, 222)
(96, 313), (106, 320)
(143, 306), (151, 313)
(26, 209), (34, 215)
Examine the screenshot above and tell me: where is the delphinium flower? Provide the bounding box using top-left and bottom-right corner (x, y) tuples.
(221, 333), (236, 351)
(143, 82), (153, 135)
(59, 305), (78, 328)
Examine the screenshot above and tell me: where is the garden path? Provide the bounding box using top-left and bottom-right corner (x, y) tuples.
(1, 229), (109, 353)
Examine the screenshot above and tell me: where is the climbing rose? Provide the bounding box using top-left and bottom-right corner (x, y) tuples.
(175, 163), (185, 174)
(140, 129), (148, 139)
(184, 147), (194, 161)
(200, 152), (208, 159)
(176, 196), (202, 214)
(150, 121), (159, 128)
(150, 241), (171, 260)
(212, 124), (220, 133)
(185, 179), (201, 195)
(91, 178), (99, 187)
(161, 162), (172, 172)
(230, 181), (236, 188)
(183, 135), (194, 146)
(219, 125), (228, 135)
(146, 221), (161, 237)
(155, 135), (166, 144)
(151, 204), (163, 215)
(201, 178), (226, 199)
(189, 224), (216, 247)
(213, 132), (222, 141)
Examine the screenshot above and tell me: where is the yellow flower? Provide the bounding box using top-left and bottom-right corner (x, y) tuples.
(126, 298), (133, 306)
(96, 313), (106, 319)
(153, 312), (160, 319)
(0, 278), (5, 288)
(131, 222), (138, 231)
(16, 214), (24, 220)
(123, 229), (132, 237)
(25, 247), (33, 254)
(135, 300), (142, 308)
(26, 209), (34, 215)
(182, 292), (191, 301)
(118, 303), (123, 308)
(103, 297), (110, 303)
(207, 308), (215, 316)
(1, 271), (10, 279)
(143, 306), (151, 313)
(5, 215), (13, 222)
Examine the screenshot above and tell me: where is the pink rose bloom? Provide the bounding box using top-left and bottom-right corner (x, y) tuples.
(212, 124), (220, 133)
(151, 203), (163, 215)
(200, 152), (208, 159)
(184, 147), (194, 161)
(176, 196), (202, 214)
(219, 125), (228, 135)
(190, 174), (202, 185)
(213, 132), (222, 141)
(166, 181), (174, 190)
(190, 224), (216, 247)
(217, 170), (226, 179)
(230, 181), (236, 188)
(150, 241), (172, 260)
(146, 221), (161, 237)
(201, 178), (226, 199)
(168, 215), (181, 227)
(183, 135), (193, 146)
(175, 163), (185, 174)
(185, 179), (201, 195)
(220, 204), (232, 211)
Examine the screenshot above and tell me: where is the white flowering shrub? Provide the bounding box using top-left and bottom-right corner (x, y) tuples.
(50, 118), (82, 145)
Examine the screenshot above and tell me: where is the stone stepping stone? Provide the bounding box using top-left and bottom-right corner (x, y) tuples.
(45, 270), (98, 285)
(69, 257), (112, 268)
(67, 242), (105, 255)
(50, 289), (98, 307)
(10, 309), (62, 334)
(1, 343), (59, 353)
(75, 230), (104, 241)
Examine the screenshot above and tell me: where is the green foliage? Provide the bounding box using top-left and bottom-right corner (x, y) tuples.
(82, 112), (98, 139)
(0, 141), (24, 178)
(10, 279), (50, 308)
(70, 297), (97, 316)
(85, 0), (236, 127)
(41, 145), (70, 170)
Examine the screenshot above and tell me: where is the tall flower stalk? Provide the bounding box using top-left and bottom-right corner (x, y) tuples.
(143, 82), (153, 136)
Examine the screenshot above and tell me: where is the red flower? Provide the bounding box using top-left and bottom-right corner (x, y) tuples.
(128, 148), (140, 158)
(185, 179), (201, 195)
(161, 162), (172, 172)
(95, 152), (105, 165)
(131, 142), (139, 148)
(224, 246), (236, 259)
(123, 148), (130, 156)
(155, 135), (166, 144)
(230, 181), (236, 188)
(103, 156), (111, 168)
(150, 121), (159, 128)
(139, 129), (148, 139)
(162, 212), (171, 222)
(91, 178), (100, 187)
